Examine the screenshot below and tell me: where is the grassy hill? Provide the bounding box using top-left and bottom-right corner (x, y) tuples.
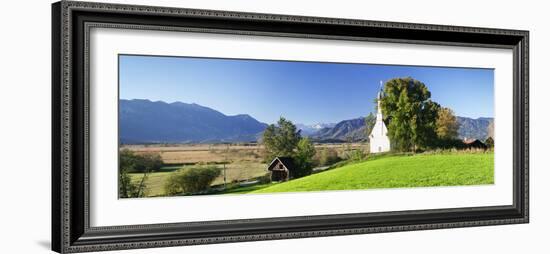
(251, 152), (494, 194)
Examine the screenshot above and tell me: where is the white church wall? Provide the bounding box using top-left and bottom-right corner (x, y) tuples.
(370, 134), (391, 153)
(369, 89), (391, 153)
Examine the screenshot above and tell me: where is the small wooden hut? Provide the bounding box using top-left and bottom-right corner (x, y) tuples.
(267, 157), (295, 182)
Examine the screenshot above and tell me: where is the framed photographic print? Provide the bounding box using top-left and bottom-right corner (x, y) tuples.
(51, 1), (529, 253)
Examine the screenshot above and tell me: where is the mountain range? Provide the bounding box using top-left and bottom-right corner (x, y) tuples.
(119, 99), (493, 144)
(309, 118), (367, 142)
(119, 99), (267, 144)
(310, 116), (494, 142)
(456, 116), (494, 140)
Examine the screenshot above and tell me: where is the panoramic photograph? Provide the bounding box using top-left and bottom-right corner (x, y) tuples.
(118, 55), (495, 198)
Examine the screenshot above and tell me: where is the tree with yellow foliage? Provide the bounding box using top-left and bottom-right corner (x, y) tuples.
(436, 107), (459, 140)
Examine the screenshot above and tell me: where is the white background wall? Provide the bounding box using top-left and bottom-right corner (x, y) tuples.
(0, 0), (547, 253)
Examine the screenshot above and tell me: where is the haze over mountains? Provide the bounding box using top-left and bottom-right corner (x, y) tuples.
(120, 99), (493, 144)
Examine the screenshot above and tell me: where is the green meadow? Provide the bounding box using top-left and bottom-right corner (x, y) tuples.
(249, 152), (494, 194)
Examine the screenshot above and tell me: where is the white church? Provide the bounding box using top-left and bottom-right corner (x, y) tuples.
(369, 84), (391, 153)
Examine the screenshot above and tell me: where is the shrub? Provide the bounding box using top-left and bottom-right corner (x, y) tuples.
(291, 138), (317, 178)
(485, 137), (494, 148)
(163, 166), (221, 195)
(317, 148), (341, 166)
(432, 138), (466, 150)
(163, 173), (183, 196)
(257, 172), (272, 184)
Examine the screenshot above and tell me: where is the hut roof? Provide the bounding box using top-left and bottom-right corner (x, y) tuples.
(462, 138), (488, 149)
(267, 156), (295, 171)
(463, 138), (477, 144)
(463, 138), (483, 145)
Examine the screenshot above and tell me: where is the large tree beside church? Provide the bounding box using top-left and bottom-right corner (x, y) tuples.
(380, 77), (440, 152)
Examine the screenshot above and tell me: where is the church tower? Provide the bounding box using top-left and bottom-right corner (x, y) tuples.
(369, 82), (391, 153)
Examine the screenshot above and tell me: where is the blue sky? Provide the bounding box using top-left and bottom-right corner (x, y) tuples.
(119, 55), (494, 125)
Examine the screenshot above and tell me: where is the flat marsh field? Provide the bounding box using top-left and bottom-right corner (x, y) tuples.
(124, 143), (365, 197)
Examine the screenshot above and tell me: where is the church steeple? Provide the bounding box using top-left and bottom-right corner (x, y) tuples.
(376, 81), (383, 121)
(378, 81), (383, 99)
